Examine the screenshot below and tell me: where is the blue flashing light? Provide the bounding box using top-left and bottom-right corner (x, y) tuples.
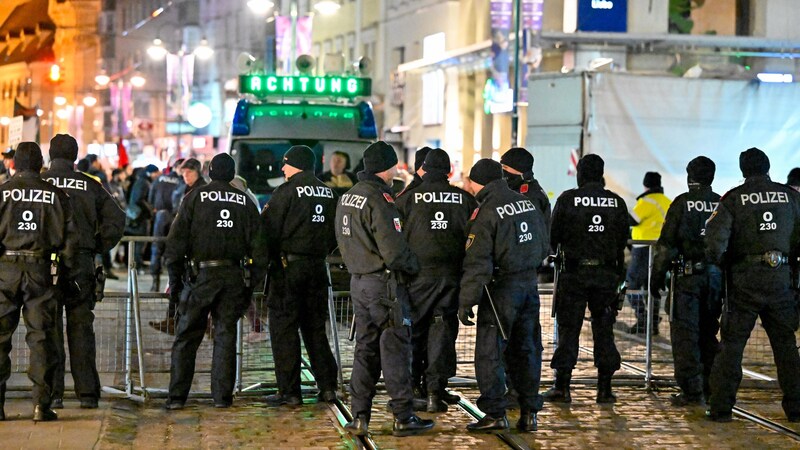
(231, 99), (250, 135)
(356, 101), (377, 139)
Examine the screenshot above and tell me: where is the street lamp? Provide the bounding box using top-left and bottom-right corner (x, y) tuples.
(247, 0), (274, 15)
(130, 72), (147, 88)
(313, 0), (340, 15)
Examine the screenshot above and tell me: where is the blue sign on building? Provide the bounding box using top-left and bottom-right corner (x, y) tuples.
(577, 0), (628, 32)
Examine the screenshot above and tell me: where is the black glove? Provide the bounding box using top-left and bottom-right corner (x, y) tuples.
(458, 306), (475, 326)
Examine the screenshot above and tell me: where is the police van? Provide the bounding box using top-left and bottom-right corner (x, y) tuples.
(227, 61), (377, 207)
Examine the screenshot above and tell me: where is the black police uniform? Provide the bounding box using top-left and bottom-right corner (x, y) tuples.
(149, 171), (182, 279)
(459, 178), (549, 425)
(0, 148), (76, 420)
(507, 176), (551, 226)
(165, 175), (260, 407)
(335, 172), (420, 422)
(262, 171), (339, 401)
(705, 169), (800, 421)
(42, 159), (125, 406)
(653, 180), (721, 403)
(547, 161), (628, 402)
(395, 171), (477, 406)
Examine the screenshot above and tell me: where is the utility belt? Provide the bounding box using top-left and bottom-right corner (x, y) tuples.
(563, 257), (616, 271)
(188, 257), (253, 287)
(674, 259), (706, 276)
(279, 252), (323, 268)
(739, 251), (789, 269)
(1, 250), (60, 285)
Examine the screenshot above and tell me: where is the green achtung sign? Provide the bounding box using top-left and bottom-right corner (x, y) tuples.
(239, 75), (372, 98)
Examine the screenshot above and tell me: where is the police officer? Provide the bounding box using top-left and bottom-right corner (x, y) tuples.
(541, 154), (628, 404)
(501, 147), (551, 224)
(705, 148), (800, 422)
(0, 142), (76, 421)
(43, 134), (125, 409)
(396, 149), (477, 412)
(628, 172), (672, 335)
(458, 158), (548, 432)
(164, 153), (260, 409)
(147, 158), (184, 292)
(335, 141), (434, 437)
(261, 145), (339, 406)
(396, 146), (432, 197)
(652, 157), (721, 405)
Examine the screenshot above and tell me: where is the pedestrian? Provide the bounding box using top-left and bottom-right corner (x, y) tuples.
(396, 146), (433, 197)
(0, 147), (15, 183)
(147, 159), (183, 292)
(541, 154), (629, 405)
(501, 147), (551, 224)
(627, 171), (672, 335)
(42, 134), (125, 409)
(164, 153), (261, 409)
(652, 156), (722, 405)
(705, 148), (800, 423)
(85, 154), (110, 192)
(125, 164), (160, 271)
(395, 148), (477, 412)
(259, 145), (340, 406)
(457, 158), (548, 432)
(0, 142), (77, 421)
(335, 141), (434, 437)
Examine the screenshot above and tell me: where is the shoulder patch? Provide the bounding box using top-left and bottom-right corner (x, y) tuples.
(383, 193), (395, 203)
(393, 217), (402, 232)
(520, 184), (529, 194)
(465, 233), (476, 250)
(470, 207), (480, 220)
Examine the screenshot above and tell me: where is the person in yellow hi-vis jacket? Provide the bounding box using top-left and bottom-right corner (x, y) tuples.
(627, 172), (672, 335)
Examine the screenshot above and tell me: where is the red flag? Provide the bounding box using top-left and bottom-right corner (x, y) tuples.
(117, 139), (129, 168)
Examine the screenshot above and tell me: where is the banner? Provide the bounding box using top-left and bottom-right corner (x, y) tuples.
(275, 15), (313, 73)
(166, 53), (195, 121)
(486, 0), (514, 114)
(523, 0), (544, 31)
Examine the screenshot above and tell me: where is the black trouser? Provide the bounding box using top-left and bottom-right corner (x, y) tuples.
(0, 259), (58, 407)
(670, 268), (721, 397)
(709, 272), (800, 418)
(551, 269), (622, 374)
(149, 210), (173, 276)
(267, 258), (338, 397)
(475, 275), (543, 418)
(407, 274), (459, 395)
(349, 273), (414, 421)
(53, 254), (100, 400)
(627, 246), (660, 326)
(168, 266), (249, 404)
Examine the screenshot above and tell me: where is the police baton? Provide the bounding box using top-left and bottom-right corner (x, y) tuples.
(668, 270), (675, 322)
(484, 285), (508, 342)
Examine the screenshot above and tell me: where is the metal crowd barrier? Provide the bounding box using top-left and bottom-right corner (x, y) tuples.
(7, 237), (790, 398)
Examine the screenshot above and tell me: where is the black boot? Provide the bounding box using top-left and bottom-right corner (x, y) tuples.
(345, 414), (369, 436)
(33, 404), (58, 422)
(426, 393), (448, 413)
(393, 414), (434, 436)
(542, 369), (572, 403)
(517, 409), (537, 432)
(596, 371), (617, 404)
(466, 414), (509, 433)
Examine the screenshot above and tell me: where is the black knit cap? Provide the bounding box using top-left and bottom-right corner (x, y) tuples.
(181, 158), (201, 173)
(687, 156), (715, 186)
(501, 147), (534, 177)
(49, 134), (79, 161)
(787, 167), (800, 186)
(363, 141), (397, 174)
(210, 153), (236, 182)
(144, 164), (160, 174)
(643, 171), (662, 189)
(422, 148), (450, 175)
(283, 145), (315, 171)
(739, 147), (770, 177)
(414, 147), (433, 172)
(14, 141), (44, 172)
(576, 154), (604, 186)
(469, 158), (503, 186)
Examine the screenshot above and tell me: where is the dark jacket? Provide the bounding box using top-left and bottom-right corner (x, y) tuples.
(43, 159), (125, 254)
(335, 172), (419, 275)
(459, 179), (549, 307)
(705, 174), (800, 287)
(395, 173), (477, 277)
(149, 172), (182, 212)
(261, 171), (337, 259)
(550, 181), (629, 277)
(0, 171), (77, 258)
(127, 171), (154, 223)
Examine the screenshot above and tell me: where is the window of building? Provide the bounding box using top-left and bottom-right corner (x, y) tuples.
(421, 70), (445, 126)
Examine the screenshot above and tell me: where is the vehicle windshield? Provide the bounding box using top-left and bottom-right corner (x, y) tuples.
(230, 139), (369, 204)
